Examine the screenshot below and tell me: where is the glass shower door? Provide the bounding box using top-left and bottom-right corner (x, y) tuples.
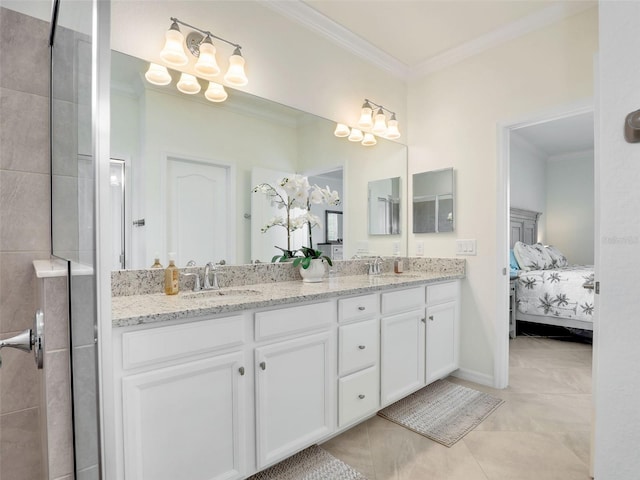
(50, 0), (101, 478)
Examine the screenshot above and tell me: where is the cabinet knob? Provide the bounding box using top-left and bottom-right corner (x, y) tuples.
(358, 345), (366, 350)
(421, 318), (426, 323)
(429, 315), (434, 321)
(357, 306), (366, 311)
(259, 361), (266, 371)
(238, 366), (245, 376)
(358, 394), (365, 399)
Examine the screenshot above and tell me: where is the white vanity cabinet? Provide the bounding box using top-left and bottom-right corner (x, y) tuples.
(337, 294), (380, 428)
(425, 281), (460, 384)
(254, 302), (335, 469)
(117, 315), (248, 480)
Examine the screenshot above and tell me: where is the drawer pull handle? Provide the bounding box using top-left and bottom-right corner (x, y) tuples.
(358, 306), (366, 311)
(358, 345), (366, 350)
(239, 366), (245, 376)
(259, 361), (266, 371)
(429, 315), (434, 321)
(358, 394), (366, 399)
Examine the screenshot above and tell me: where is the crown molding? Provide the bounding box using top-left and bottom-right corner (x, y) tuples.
(261, 0), (410, 79)
(410, 2), (596, 79)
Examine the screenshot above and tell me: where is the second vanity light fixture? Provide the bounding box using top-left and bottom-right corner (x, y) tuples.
(334, 99), (401, 146)
(145, 17), (248, 103)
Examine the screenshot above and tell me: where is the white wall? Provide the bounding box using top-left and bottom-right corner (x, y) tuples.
(407, 8), (598, 382)
(546, 150), (594, 264)
(110, 1), (407, 132)
(594, 2), (640, 477)
(510, 132), (547, 240)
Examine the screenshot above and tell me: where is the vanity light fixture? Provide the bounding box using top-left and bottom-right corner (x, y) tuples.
(334, 99), (401, 146)
(176, 72), (201, 94)
(205, 81), (228, 102)
(159, 17), (248, 86)
(144, 63), (172, 86)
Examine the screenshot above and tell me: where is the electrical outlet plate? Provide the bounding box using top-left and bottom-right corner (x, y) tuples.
(416, 242), (424, 256)
(455, 239), (477, 256)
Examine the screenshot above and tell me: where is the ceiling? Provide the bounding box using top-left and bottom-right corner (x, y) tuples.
(514, 111), (595, 157)
(269, 0), (596, 77)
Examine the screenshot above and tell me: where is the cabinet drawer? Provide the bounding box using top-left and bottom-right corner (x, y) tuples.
(338, 294), (379, 323)
(427, 281), (458, 304)
(255, 301), (333, 341)
(338, 366), (379, 427)
(122, 315), (244, 370)
(339, 319), (378, 376)
(381, 287), (425, 315)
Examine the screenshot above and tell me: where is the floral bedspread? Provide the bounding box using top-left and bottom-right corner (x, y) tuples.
(516, 265), (595, 322)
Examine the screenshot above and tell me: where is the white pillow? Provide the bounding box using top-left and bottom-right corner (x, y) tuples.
(545, 245), (569, 268)
(513, 242), (553, 271)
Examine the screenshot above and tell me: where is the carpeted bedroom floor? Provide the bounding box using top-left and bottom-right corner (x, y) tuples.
(322, 334), (593, 480)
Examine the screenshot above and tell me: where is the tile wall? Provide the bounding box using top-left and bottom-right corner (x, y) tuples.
(0, 7), (50, 479)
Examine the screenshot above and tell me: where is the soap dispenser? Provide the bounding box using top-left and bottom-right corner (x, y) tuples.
(150, 252), (163, 269)
(164, 253), (179, 295)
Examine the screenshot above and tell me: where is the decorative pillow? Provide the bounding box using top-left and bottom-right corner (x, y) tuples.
(545, 245), (569, 268)
(509, 250), (520, 274)
(513, 241), (553, 271)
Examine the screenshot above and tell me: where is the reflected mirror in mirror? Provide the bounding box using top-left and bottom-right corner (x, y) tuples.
(325, 210), (343, 243)
(368, 177), (401, 235)
(413, 168), (454, 233)
(110, 51), (408, 268)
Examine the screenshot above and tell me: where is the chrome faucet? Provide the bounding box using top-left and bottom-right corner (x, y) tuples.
(368, 256), (383, 275)
(203, 262), (220, 290)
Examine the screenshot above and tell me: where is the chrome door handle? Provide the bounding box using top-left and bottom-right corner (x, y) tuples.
(0, 310), (43, 369)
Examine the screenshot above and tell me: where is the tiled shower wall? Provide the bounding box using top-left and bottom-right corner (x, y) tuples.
(0, 7), (51, 479)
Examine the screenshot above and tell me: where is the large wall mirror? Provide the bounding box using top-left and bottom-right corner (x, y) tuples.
(413, 168), (454, 233)
(110, 51), (408, 268)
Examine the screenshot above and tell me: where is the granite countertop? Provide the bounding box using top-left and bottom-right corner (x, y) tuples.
(112, 271), (464, 328)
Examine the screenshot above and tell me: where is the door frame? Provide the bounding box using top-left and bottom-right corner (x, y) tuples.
(494, 99), (594, 389)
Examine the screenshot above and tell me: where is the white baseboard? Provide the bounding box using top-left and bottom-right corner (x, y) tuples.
(451, 368), (494, 388)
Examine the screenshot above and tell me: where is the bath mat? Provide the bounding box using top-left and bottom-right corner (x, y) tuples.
(378, 379), (504, 447)
(247, 444), (369, 480)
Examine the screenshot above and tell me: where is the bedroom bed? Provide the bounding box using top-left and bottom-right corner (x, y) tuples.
(510, 208), (594, 332)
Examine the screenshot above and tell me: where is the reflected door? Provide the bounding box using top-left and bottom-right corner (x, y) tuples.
(167, 157), (231, 266)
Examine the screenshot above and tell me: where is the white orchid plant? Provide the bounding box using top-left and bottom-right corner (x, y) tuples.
(252, 174), (341, 268)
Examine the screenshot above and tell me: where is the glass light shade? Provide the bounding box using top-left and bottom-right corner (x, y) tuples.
(334, 123), (350, 137)
(224, 49), (248, 86)
(358, 106), (373, 129)
(176, 73), (201, 94)
(160, 26), (188, 67)
(385, 119), (401, 139)
(372, 109), (387, 135)
(205, 82), (228, 102)
(361, 133), (377, 146)
(348, 128), (364, 142)
(194, 39), (221, 77)
(144, 63), (171, 86)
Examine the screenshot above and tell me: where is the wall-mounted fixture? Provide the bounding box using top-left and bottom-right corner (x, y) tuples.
(145, 17), (247, 103)
(334, 98), (400, 146)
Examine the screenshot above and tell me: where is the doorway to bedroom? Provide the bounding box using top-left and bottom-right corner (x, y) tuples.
(502, 105), (595, 387)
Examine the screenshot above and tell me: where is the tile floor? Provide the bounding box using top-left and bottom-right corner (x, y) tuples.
(322, 334), (593, 480)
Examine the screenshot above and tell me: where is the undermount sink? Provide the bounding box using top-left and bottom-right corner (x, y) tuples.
(376, 273), (423, 279)
(182, 288), (262, 300)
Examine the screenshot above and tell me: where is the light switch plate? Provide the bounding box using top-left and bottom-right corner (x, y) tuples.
(416, 242), (424, 256)
(455, 239), (477, 256)
(392, 242), (400, 255)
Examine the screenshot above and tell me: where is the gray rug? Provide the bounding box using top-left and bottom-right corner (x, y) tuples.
(248, 445), (368, 480)
(378, 379), (504, 447)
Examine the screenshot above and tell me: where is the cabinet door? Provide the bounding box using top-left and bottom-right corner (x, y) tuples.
(426, 300), (458, 384)
(380, 310), (426, 406)
(122, 351), (246, 480)
(255, 331), (333, 469)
